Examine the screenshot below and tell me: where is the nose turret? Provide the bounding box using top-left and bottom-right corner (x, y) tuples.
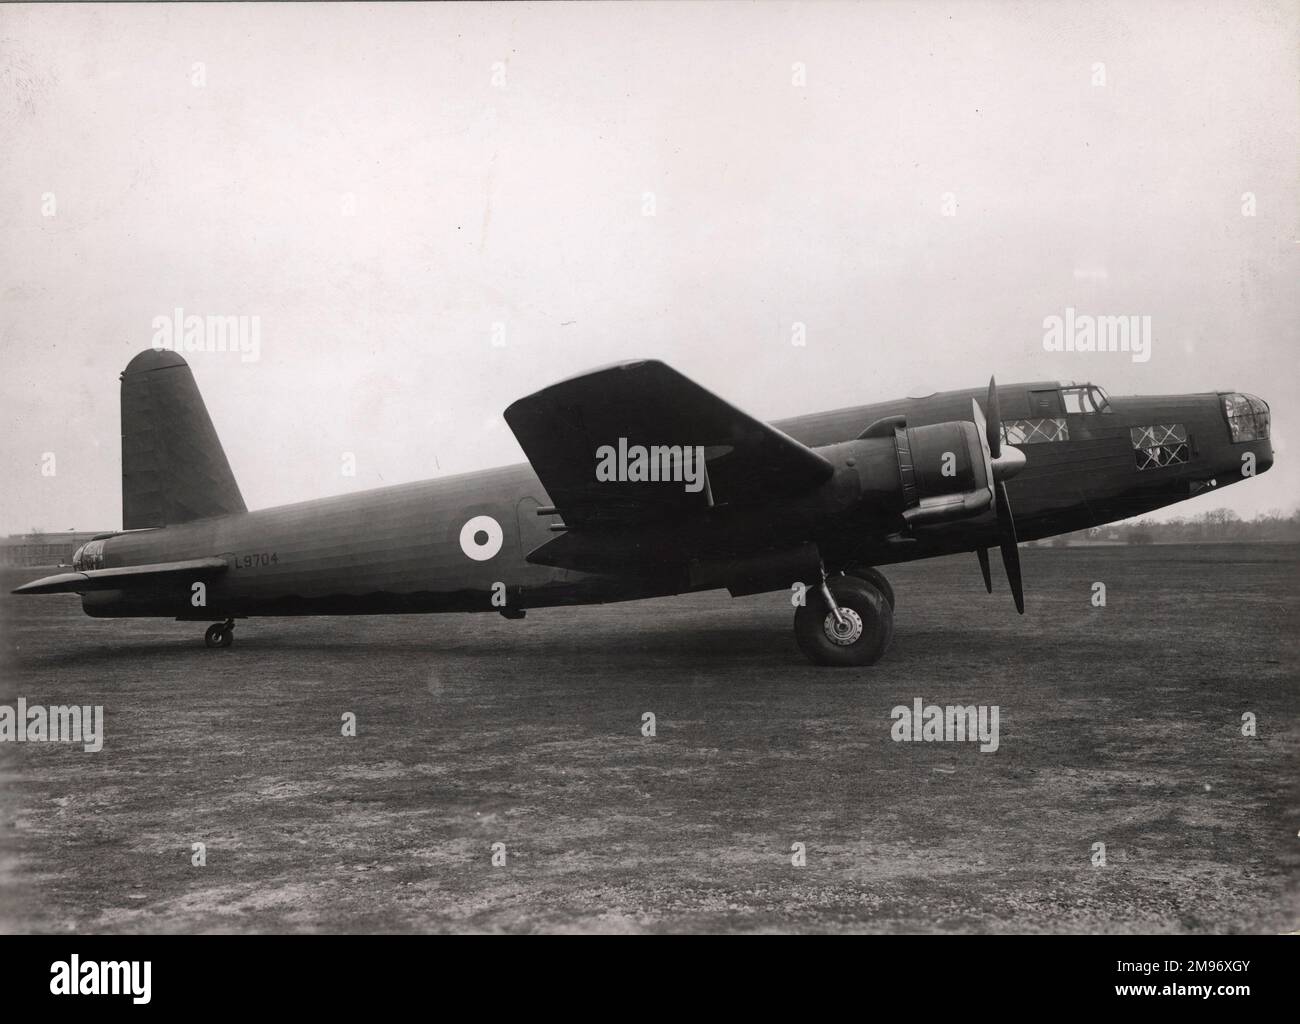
(1211, 395), (1274, 486)
(1219, 392), (1273, 475)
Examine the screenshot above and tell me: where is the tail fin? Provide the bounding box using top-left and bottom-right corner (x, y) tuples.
(120, 349), (246, 529)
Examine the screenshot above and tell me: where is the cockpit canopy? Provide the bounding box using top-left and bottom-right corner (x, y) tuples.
(1056, 383), (1112, 414)
(1027, 382), (1112, 417)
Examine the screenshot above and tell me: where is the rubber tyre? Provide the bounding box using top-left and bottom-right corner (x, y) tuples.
(795, 576), (894, 667)
(204, 624), (224, 649)
(843, 565), (895, 611)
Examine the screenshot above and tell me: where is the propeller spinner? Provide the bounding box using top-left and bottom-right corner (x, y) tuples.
(971, 377), (1026, 614)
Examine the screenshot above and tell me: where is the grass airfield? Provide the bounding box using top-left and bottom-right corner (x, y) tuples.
(1, 544), (1296, 934)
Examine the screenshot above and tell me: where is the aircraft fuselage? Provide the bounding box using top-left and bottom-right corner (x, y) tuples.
(68, 380), (1272, 621)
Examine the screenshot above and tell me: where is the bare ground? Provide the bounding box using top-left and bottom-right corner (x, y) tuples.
(0, 544), (1296, 933)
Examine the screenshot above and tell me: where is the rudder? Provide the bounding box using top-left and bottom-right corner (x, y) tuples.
(121, 349), (246, 529)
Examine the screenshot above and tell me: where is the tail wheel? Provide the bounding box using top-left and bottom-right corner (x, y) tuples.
(794, 575), (894, 667)
(204, 622), (234, 649)
(842, 565), (895, 611)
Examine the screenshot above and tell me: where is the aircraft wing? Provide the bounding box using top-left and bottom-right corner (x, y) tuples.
(503, 360), (834, 529)
(11, 557), (229, 595)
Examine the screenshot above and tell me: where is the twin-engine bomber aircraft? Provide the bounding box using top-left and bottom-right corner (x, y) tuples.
(16, 350), (1273, 665)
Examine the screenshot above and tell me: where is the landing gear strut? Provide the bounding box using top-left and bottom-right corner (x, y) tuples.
(795, 567), (894, 667)
(204, 619), (236, 649)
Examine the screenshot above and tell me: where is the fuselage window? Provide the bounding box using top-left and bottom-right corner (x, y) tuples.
(1131, 424), (1189, 470)
(1003, 418), (1069, 445)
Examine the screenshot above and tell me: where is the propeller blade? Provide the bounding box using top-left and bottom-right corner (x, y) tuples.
(986, 376), (1002, 460)
(970, 377), (1022, 608)
(980, 378), (1026, 483)
(995, 481), (1024, 614)
(970, 396), (998, 504)
(971, 395), (988, 442)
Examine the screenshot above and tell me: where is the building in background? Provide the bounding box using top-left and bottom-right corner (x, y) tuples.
(0, 531), (110, 568)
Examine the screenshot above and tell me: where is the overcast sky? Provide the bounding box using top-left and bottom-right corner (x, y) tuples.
(1, 0), (1296, 534)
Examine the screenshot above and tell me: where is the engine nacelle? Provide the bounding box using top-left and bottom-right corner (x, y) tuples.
(893, 420), (993, 527)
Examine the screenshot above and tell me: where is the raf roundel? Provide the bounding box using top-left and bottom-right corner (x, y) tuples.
(459, 515), (504, 561)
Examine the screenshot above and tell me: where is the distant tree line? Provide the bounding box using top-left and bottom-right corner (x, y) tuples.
(1044, 508), (1300, 545)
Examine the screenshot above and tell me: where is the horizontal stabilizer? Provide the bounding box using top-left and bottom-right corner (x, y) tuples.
(12, 557), (228, 595)
(504, 360), (834, 529)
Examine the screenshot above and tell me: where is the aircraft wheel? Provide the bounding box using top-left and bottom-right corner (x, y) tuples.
(794, 575), (893, 667)
(204, 623), (234, 649)
(842, 565), (895, 610)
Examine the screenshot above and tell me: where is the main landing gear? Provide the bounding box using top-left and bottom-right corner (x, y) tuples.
(794, 567), (894, 667)
(842, 564), (896, 612)
(203, 619), (236, 649)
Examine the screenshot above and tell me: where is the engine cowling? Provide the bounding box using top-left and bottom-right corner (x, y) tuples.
(893, 420), (994, 527)
(836, 380), (1028, 614)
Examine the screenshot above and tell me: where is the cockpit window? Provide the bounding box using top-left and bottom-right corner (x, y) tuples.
(1060, 385), (1111, 414)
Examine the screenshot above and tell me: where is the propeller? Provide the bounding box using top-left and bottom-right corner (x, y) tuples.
(995, 480), (1024, 614)
(971, 377), (1026, 614)
(986, 374), (1002, 460)
(976, 546), (993, 594)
